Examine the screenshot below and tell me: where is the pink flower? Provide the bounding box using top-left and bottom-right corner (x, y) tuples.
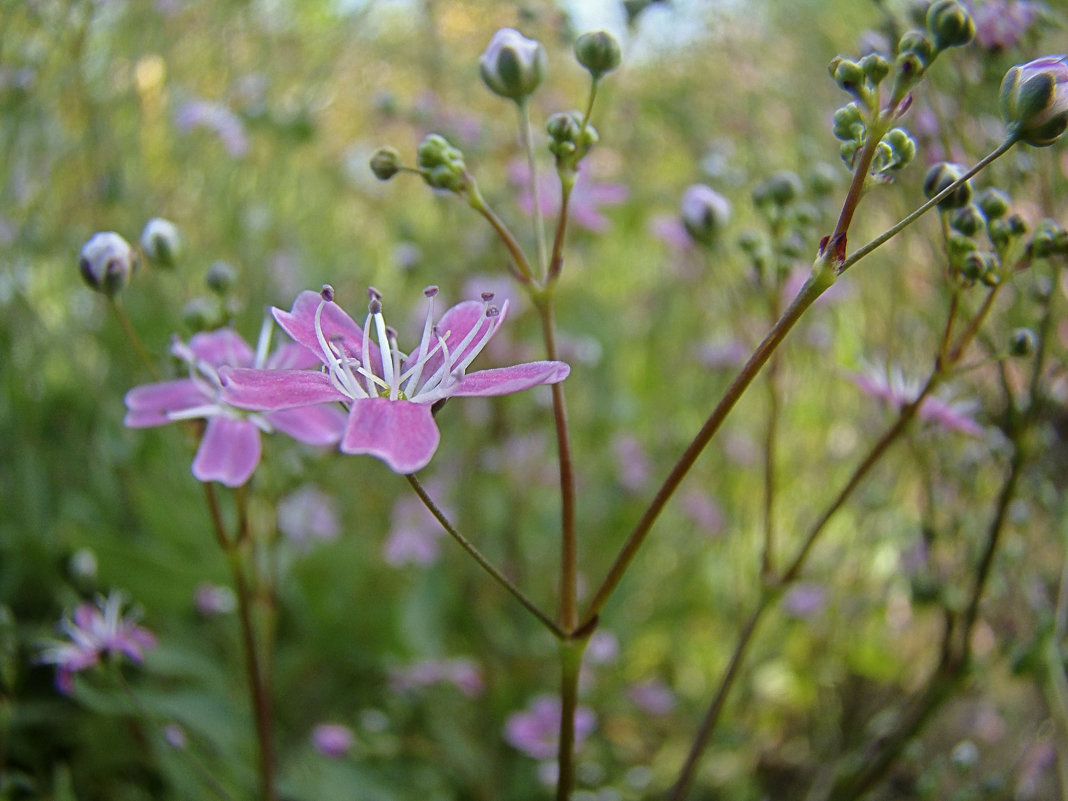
(627, 679), (677, 716)
(220, 286), (570, 474)
(510, 160), (628, 233)
(125, 326), (346, 487)
(310, 723), (354, 758)
(175, 98), (248, 157)
(850, 360), (984, 436)
(504, 695), (595, 761)
(383, 489), (448, 566)
(38, 592), (156, 695)
(388, 658), (484, 697)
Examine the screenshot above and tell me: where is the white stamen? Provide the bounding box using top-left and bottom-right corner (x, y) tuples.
(254, 313), (273, 369)
(373, 308), (394, 389)
(402, 291), (438, 396)
(314, 301), (363, 398)
(361, 312), (378, 396)
(454, 308), (500, 374)
(167, 403), (226, 421)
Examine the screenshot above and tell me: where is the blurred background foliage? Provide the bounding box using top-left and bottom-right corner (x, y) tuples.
(2, 0), (1068, 799)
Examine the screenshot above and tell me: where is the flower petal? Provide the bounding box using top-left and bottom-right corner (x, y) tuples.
(188, 329), (255, 368)
(219, 367), (348, 411)
(402, 300), (508, 377)
(124, 379), (209, 427)
(340, 398), (439, 474)
(266, 341), (320, 370)
(272, 290), (367, 364)
(192, 417), (261, 487)
(266, 406), (347, 445)
(450, 361), (570, 397)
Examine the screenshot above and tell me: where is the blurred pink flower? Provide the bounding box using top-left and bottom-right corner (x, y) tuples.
(125, 327), (346, 487)
(781, 583), (828, 619)
(504, 695), (596, 761)
(388, 658), (484, 697)
(649, 213), (694, 251)
(38, 592), (156, 695)
(509, 160), (628, 233)
(277, 485), (340, 549)
(850, 360), (984, 436)
(613, 434), (651, 491)
(681, 488), (724, 536)
(194, 582), (236, 616)
(383, 487), (448, 567)
(971, 0), (1042, 52)
(175, 98), (249, 157)
(311, 723), (354, 758)
(627, 679), (677, 716)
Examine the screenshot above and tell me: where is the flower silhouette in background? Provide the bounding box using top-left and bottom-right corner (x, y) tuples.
(504, 695), (596, 761)
(220, 286), (570, 474)
(125, 327), (346, 487)
(38, 592), (156, 695)
(850, 360), (984, 436)
(509, 160), (629, 233)
(174, 98), (249, 157)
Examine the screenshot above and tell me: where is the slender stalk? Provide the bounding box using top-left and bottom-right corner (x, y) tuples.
(828, 110), (892, 252)
(406, 474), (565, 639)
(667, 596), (772, 801)
(555, 637), (588, 801)
(109, 298), (160, 380)
(581, 267), (835, 626)
(547, 177), (575, 281)
(518, 99), (549, 280)
(761, 281), (784, 578)
(467, 186), (536, 281)
(838, 137), (1017, 275)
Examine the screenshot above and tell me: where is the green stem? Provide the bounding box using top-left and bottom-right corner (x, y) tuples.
(467, 184), (536, 282)
(555, 636), (589, 801)
(518, 99), (549, 280)
(109, 298), (160, 380)
(581, 265), (835, 626)
(406, 474), (565, 639)
(547, 176), (575, 281)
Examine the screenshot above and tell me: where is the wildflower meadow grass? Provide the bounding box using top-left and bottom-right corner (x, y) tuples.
(3, 1), (1068, 800)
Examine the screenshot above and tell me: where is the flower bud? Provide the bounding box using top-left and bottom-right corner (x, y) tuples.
(859, 53), (891, 85)
(1008, 328), (1037, 357)
(140, 217), (182, 268)
(876, 127), (917, 173)
(680, 184), (731, 247)
(206, 261), (237, 294)
(1030, 218), (1068, 258)
(897, 30), (933, 68)
(832, 103), (865, 142)
(923, 162), (972, 209)
(999, 55), (1068, 147)
(959, 250), (987, 281)
(546, 111), (598, 165)
(949, 205), (985, 237)
(182, 296), (224, 332)
(479, 28), (547, 102)
(574, 30), (621, 79)
(752, 171), (802, 207)
(79, 231), (137, 297)
(831, 57), (866, 99)
(975, 187), (1010, 219)
(926, 0), (975, 51)
(370, 146), (402, 181)
(416, 134), (468, 193)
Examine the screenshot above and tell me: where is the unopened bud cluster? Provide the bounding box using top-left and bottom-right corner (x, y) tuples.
(416, 134), (469, 193)
(547, 111), (598, 172)
(940, 182), (1037, 287)
(832, 101), (915, 177)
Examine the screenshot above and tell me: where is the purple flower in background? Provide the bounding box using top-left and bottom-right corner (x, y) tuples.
(388, 658), (484, 697)
(681, 488), (724, 536)
(277, 485), (340, 549)
(311, 723), (354, 758)
(125, 326), (346, 487)
(971, 0), (1042, 52)
(627, 679), (677, 716)
(850, 360), (984, 436)
(194, 582), (236, 616)
(220, 286), (570, 474)
(38, 592), (156, 695)
(509, 160), (628, 233)
(383, 486), (448, 566)
(174, 98), (249, 157)
(781, 583), (828, 619)
(649, 213), (694, 252)
(504, 695), (595, 761)
(613, 433), (651, 491)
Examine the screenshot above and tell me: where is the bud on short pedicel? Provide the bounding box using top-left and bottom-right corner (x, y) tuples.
(999, 55), (1068, 147)
(79, 231), (137, 297)
(546, 111), (598, 165)
(417, 134), (468, 193)
(574, 31), (621, 79)
(479, 28), (547, 102)
(370, 147), (402, 181)
(140, 217), (182, 268)
(923, 162), (972, 209)
(680, 184), (731, 247)
(926, 0), (975, 51)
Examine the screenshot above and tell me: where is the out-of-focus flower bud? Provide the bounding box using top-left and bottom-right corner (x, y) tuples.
(680, 184), (731, 247)
(926, 0), (975, 51)
(574, 30), (621, 79)
(830, 57), (867, 101)
(370, 147), (402, 181)
(140, 217), (181, 268)
(752, 170), (803, 207)
(1030, 218), (1068, 258)
(182, 296), (224, 331)
(875, 127), (916, 174)
(898, 30), (933, 67)
(859, 53), (891, 85)
(949, 205), (985, 236)
(923, 162), (972, 209)
(975, 187), (1010, 219)
(832, 103), (865, 142)
(807, 162), (840, 196)
(479, 28), (547, 102)
(546, 110), (598, 165)
(416, 134), (468, 193)
(206, 261), (237, 294)
(1008, 328), (1037, 357)
(999, 55), (1068, 147)
(79, 231), (137, 297)
(959, 250), (987, 281)
(890, 51), (926, 105)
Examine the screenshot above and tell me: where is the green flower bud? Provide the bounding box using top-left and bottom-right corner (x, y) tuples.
(140, 217), (181, 268)
(1008, 328), (1037, 357)
(889, 50), (926, 105)
(479, 28), (547, 102)
(999, 55), (1068, 147)
(807, 162), (840, 196)
(206, 261), (237, 295)
(898, 29), (933, 68)
(79, 231), (137, 297)
(831, 57), (866, 99)
(959, 250), (986, 281)
(546, 110), (598, 165)
(416, 134), (468, 193)
(923, 162), (972, 209)
(1030, 218), (1067, 258)
(832, 103), (865, 142)
(947, 231), (977, 263)
(752, 171), (802, 207)
(1006, 213), (1028, 237)
(877, 127), (916, 172)
(680, 183), (731, 247)
(949, 205), (985, 237)
(182, 296), (223, 332)
(926, 0), (975, 51)
(574, 30), (621, 79)
(975, 187), (1010, 219)
(859, 53), (891, 85)
(370, 146), (402, 181)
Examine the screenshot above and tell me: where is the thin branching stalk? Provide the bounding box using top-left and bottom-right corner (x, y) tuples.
(518, 99), (549, 280)
(556, 638), (588, 801)
(109, 298), (160, 380)
(406, 474), (565, 639)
